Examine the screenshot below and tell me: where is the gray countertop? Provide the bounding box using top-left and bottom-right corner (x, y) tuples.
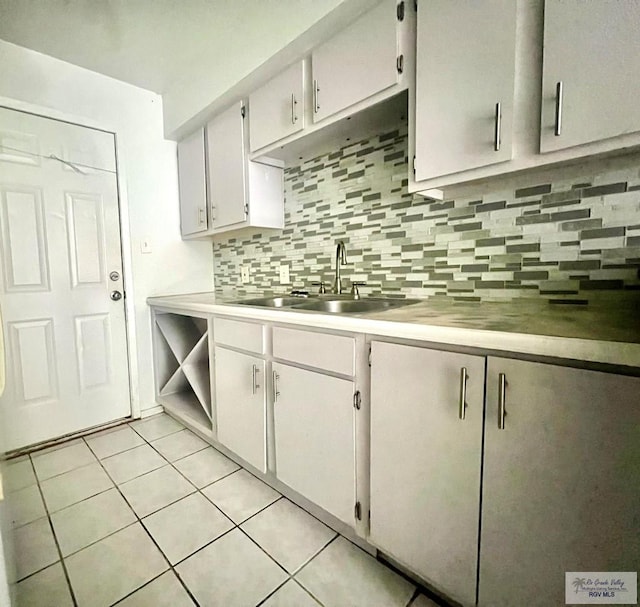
(147, 292), (640, 368)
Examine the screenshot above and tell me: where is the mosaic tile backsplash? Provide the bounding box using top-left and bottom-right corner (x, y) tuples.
(213, 127), (640, 305)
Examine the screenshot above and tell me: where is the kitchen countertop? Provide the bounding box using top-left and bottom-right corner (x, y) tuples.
(147, 292), (640, 369)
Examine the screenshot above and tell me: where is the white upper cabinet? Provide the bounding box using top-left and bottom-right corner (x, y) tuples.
(311, 0), (400, 123)
(207, 102), (248, 230)
(205, 102), (284, 235)
(249, 61), (305, 152)
(540, 0), (640, 154)
(177, 128), (208, 237)
(414, 0), (517, 181)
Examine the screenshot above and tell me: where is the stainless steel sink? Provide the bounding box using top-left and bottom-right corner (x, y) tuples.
(232, 296), (310, 308)
(291, 298), (419, 314)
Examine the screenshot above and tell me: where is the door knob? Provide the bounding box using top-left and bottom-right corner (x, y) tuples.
(110, 290), (123, 301)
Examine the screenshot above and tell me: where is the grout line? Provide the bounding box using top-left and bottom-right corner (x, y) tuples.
(27, 454), (79, 607)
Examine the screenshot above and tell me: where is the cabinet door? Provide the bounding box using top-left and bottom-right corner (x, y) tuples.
(206, 102), (247, 230)
(177, 128), (208, 236)
(479, 358), (640, 607)
(370, 342), (485, 606)
(249, 61), (304, 152)
(214, 346), (265, 472)
(541, 0), (640, 153)
(415, 1), (516, 181)
(273, 362), (355, 525)
(311, 0), (398, 123)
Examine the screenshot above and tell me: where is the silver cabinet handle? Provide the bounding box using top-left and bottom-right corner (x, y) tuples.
(198, 207), (206, 225)
(494, 102), (501, 152)
(272, 370), (280, 402)
(459, 367), (467, 420)
(554, 81), (563, 136)
(291, 93), (298, 124)
(313, 79), (320, 114)
(498, 373), (507, 429)
(252, 364), (259, 395)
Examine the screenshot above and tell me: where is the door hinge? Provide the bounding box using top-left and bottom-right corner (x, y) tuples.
(354, 501), (362, 521)
(368, 345), (372, 367)
(241, 105), (246, 118)
(396, 55), (404, 75)
(397, 1), (405, 21)
(353, 390), (361, 410)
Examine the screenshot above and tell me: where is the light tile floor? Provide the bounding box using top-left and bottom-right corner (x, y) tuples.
(6, 413), (444, 607)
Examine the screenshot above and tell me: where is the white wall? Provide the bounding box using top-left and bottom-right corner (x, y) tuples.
(0, 39), (213, 414)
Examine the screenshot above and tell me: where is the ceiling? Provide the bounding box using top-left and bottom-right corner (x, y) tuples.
(0, 0), (345, 94)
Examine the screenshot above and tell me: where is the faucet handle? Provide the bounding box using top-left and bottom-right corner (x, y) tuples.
(350, 281), (366, 299)
(311, 281), (328, 294)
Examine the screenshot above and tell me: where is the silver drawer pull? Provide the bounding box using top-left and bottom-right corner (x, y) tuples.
(459, 367), (467, 420)
(291, 93), (298, 124)
(494, 102), (501, 152)
(554, 81), (563, 136)
(313, 79), (320, 114)
(252, 364), (259, 395)
(498, 373), (507, 429)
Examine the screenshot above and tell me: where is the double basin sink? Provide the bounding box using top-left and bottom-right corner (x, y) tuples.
(230, 294), (419, 315)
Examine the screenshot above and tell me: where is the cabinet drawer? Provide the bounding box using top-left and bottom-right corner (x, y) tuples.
(213, 317), (265, 354)
(272, 326), (355, 376)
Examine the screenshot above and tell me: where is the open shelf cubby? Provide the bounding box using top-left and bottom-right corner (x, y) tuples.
(153, 312), (212, 432)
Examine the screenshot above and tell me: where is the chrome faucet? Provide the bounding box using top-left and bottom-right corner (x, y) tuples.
(333, 241), (347, 294)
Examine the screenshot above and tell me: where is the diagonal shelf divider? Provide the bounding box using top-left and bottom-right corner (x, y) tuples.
(155, 314), (205, 362)
(183, 333), (212, 419)
(154, 326), (181, 391)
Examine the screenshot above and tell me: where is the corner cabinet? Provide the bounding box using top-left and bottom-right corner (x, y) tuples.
(414, 0), (517, 181)
(479, 358), (640, 607)
(311, 0), (403, 123)
(249, 61), (305, 153)
(369, 341), (485, 607)
(540, 0), (640, 155)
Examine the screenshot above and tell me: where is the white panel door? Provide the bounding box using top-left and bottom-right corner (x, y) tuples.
(0, 107), (130, 451)
(541, 0), (640, 153)
(206, 102), (247, 230)
(479, 358), (640, 607)
(249, 61), (305, 152)
(214, 346), (266, 472)
(415, 0), (517, 180)
(177, 128), (207, 237)
(370, 342), (485, 607)
(273, 362), (355, 525)
(311, 0), (398, 123)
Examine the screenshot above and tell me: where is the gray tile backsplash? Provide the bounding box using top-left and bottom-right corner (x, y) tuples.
(213, 127), (640, 305)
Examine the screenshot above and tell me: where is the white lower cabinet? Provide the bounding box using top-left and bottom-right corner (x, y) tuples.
(369, 341), (485, 606)
(273, 361), (356, 525)
(213, 346), (266, 472)
(479, 358), (640, 607)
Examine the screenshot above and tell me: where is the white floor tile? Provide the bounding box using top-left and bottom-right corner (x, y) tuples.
(202, 469), (280, 523)
(150, 429), (208, 462)
(119, 465), (195, 517)
(116, 571), (194, 607)
(40, 462), (113, 513)
(31, 441), (96, 481)
(13, 517), (59, 580)
(51, 488), (136, 556)
(143, 493), (233, 565)
(9, 484), (46, 527)
(241, 499), (336, 573)
(261, 580), (321, 607)
(65, 523), (168, 607)
(130, 413), (184, 442)
(15, 562), (73, 607)
(173, 446), (239, 488)
(176, 528), (287, 607)
(410, 594), (441, 607)
(4, 457), (36, 493)
(85, 426), (145, 459)
(296, 537), (415, 607)
(102, 443), (167, 484)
